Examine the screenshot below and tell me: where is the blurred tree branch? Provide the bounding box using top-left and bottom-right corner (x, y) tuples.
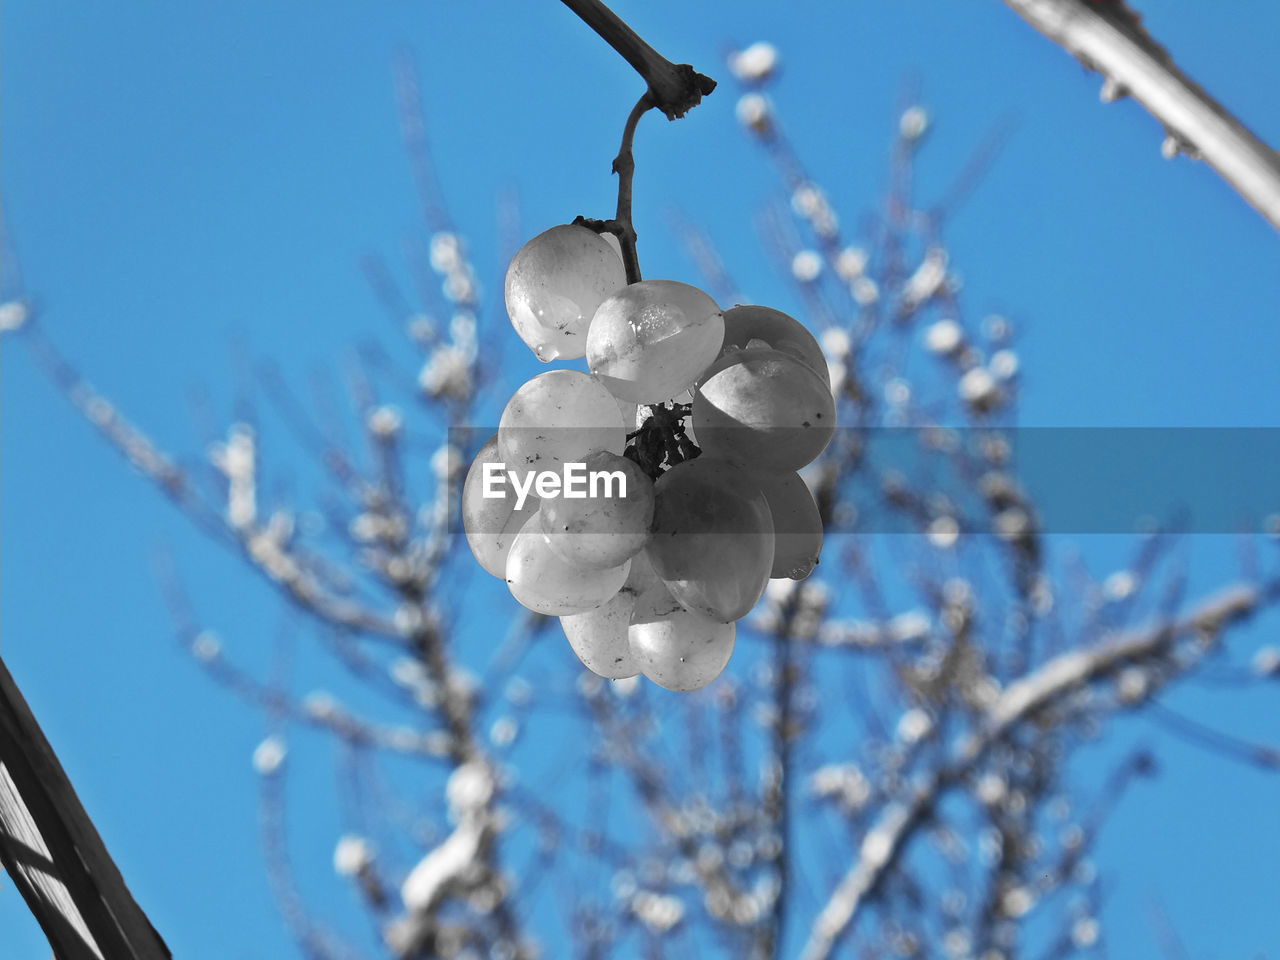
(1001, 0), (1280, 229)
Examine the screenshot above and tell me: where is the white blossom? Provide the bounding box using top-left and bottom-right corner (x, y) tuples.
(0, 301), (29, 332)
(1116, 666), (1150, 704)
(442, 270), (477, 304)
(429, 232), (462, 273)
(303, 691), (339, 720)
(432, 444), (462, 481)
(925, 319), (964, 355)
(728, 42), (779, 83)
(632, 891), (685, 932)
(736, 93), (773, 135)
(489, 716), (519, 747)
(367, 405), (403, 439)
(821, 326), (851, 358)
(447, 760), (495, 820)
(977, 772), (1007, 806)
(836, 247), (867, 281)
(810, 763), (871, 812)
(333, 834), (372, 876)
(210, 423), (257, 529)
(899, 105), (930, 141)
(896, 708), (933, 744)
(252, 735), (287, 776)
(852, 277), (879, 305)
(860, 825), (894, 869)
(994, 507), (1032, 541)
(901, 248), (948, 309)
(191, 631), (222, 662)
(928, 515), (960, 549)
(1103, 570), (1139, 601)
(1251, 646), (1280, 677)
(791, 184), (824, 217)
(990, 348), (1020, 379)
(1072, 917), (1100, 947)
(1000, 885), (1034, 918)
(888, 610), (931, 643)
(792, 250), (823, 283)
(958, 366), (1000, 409)
(419, 345), (471, 399)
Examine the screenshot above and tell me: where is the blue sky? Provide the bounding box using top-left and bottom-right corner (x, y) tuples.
(3, 2), (1279, 958)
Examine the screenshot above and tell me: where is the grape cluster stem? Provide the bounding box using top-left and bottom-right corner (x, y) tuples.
(574, 91), (652, 286)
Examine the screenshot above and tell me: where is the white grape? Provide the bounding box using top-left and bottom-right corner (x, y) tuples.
(540, 452), (654, 569)
(506, 513), (629, 615)
(629, 583), (737, 692)
(461, 435), (540, 578)
(560, 551), (659, 679)
(587, 280), (724, 403)
(498, 370), (626, 471)
(505, 224), (627, 362)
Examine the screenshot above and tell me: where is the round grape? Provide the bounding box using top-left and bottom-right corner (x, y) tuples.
(461, 435), (540, 578)
(693, 348), (836, 472)
(506, 513), (629, 616)
(752, 470), (824, 579)
(629, 582), (737, 692)
(498, 370), (626, 471)
(505, 224), (627, 362)
(645, 457), (774, 622)
(540, 452), (654, 569)
(586, 279), (724, 402)
(560, 551), (660, 679)
(717, 304), (828, 384)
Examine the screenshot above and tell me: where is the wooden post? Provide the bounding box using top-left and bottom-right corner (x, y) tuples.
(0, 657), (171, 959)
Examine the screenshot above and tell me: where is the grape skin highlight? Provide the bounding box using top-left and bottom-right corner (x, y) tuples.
(586, 279), (725, 403)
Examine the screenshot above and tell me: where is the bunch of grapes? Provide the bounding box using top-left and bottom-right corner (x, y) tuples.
(462, 223), (835, 691)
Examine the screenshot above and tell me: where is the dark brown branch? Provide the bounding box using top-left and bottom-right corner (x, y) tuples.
(0, 658), (171, 960)
(558, 0), (716, 119)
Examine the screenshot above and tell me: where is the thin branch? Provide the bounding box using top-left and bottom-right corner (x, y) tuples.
(1145, 700), (1280, 772)
(613, 94), (653, 283)
(800, 581), (1272, 960)
(1001, 0), (1280, 230)
(578, 93), (655, 284)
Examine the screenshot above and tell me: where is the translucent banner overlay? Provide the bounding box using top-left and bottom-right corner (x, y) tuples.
(450, 427), (1280, 535)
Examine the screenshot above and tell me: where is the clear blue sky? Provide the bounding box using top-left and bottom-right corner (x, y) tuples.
(3, 2), (1279, 957)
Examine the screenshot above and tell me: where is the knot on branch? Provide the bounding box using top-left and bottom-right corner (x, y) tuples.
(651, 64), (717, 120)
